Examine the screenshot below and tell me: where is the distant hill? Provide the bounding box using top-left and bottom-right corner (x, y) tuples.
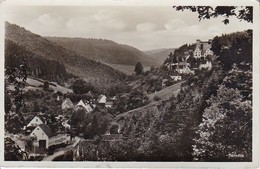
(144, 48), (176, 65)
(46, 37), (160, 67)
(5, 22), (125, 90)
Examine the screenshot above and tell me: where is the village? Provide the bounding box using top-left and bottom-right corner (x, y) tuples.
(4, 38), (216, 161)
(5, 85), (123, 158)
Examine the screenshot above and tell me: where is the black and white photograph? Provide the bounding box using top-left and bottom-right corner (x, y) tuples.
(1, 0), (259, 167)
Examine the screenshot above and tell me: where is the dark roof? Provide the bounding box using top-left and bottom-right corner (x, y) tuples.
(38, 124), (54, 138)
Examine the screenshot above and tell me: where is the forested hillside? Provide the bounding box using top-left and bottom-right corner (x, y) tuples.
(5, 40), (68, 83)
(5, 22), (126, 89)
(46, 37), (159, 66)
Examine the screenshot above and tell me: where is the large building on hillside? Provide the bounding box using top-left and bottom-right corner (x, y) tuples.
(193, 39), (214, 58)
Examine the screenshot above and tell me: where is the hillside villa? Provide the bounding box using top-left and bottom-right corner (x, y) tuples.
(165, 39), (214, 76)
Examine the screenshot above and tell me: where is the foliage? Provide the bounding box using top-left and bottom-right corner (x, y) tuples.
(110, 124), (119, 134)
(5, 59), (30, 114)
(72, 78), (97, 94)
(164, 44), (195, 65)
(193, 65), (252, 161)
(5, 137), (28, 161)
(43, 81), (49, 91)
(173, 6), (253, 24)
(70, 109), (110, 139)
(134, 62), (144, 75)
(212, 30), (252, 70)
(107, 83), (131, 96)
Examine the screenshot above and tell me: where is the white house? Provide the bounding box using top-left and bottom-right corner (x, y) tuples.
(27, 115), (44, 127)
(75, 100), (93, 113)
(97, 94), (107, 104)
(85, 103), (94, 113)
(62, 98), (74, 110)
(30, 124), (54, 149)
(176, 62), (194, 74)
(30, 124), (70, 149)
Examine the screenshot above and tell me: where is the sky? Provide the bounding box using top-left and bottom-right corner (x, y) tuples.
(4, 6), (253, 51)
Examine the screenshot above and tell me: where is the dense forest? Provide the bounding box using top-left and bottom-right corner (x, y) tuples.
(46, 37), (159, 66)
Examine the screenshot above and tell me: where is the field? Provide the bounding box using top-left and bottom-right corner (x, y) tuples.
(7, 78), (72, 94)
(148, 81), (185, 101)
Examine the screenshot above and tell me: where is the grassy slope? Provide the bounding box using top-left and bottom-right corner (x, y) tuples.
(147, 81), (185, 101)
(7, 78), (73, 94)
(104, 63), (151, 75)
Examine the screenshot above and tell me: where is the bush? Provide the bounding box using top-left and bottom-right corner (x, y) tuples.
(153, 96), (161, 101)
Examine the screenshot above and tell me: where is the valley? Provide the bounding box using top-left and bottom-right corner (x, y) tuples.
(4, 21), (253, 162)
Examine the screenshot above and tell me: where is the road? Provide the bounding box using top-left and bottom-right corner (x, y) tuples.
(41, 137), (80, 161)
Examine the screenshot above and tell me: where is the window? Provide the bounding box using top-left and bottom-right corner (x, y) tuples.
(36, 119), (38, 122)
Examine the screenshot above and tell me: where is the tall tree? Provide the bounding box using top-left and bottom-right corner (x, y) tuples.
(134, 62), (144, 75)
(5, 59), (30, 115)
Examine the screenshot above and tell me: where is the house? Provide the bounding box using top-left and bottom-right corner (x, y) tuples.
(176, 62), (194, 74)
(193, 39), (214, 59)
(27, 115), (45, 128)
(75, 100), (93, 113)
(170, 75), (182, 81)
(30, 124), (70, 149)
(85, 103), (94, 113)
(30, 124), (54, 149)
(97, 94), (107, 105)
(61, 98), (74, 110)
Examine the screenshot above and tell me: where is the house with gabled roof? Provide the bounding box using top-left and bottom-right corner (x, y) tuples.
(27, 115), (45, 128)
(97, 94), (107, 105)
(62, 98), (74, 110)
(30, 124), (54, 149)
(75, 100), (93, 113)
(30, 124), (70, 149)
